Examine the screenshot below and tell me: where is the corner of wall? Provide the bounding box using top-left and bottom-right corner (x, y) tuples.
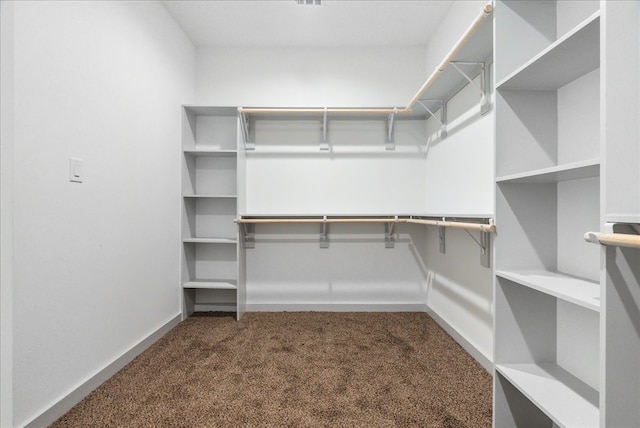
(1, 0), (16, 425)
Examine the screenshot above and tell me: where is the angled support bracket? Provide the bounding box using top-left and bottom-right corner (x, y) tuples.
(464, 228), (491, 268)
(241, 222), (255, 249)
(320, 107), (329, 151)
(238, 108), (254, 151)
(417, 100), (447, 139)
(450, 61), (491, 116)
(439, 225), (446, 254)
(385, 217), (398, 248)
(320, 216), (329, 248)
(385, 108), (398, 150)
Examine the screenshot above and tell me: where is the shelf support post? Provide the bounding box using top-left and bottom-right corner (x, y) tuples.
(238, 108), (254, 151)
(320, 216), (329, 248)
(320, 107), (329, 151)
(385, 108), (398, 150)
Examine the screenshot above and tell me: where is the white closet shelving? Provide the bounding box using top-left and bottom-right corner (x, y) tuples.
(597, 1), (640, 426)
(181, 106), (244, 320)
(494, 1), (602, 426)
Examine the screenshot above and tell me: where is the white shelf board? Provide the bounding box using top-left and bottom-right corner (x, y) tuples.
(183, 194), (237, 199)
(182, 280), (237, 290)
(183, 105), (237, 116)
(183, 149), (237, 157)
(496, 159), (600, 184)
(496, 270), (600, 312)
(496, 363), (599, 428)
(497, 12), (600, 90)
(183, 238), (237, 244)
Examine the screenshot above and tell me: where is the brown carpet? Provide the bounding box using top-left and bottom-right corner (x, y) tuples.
(51, 312), (492, 427)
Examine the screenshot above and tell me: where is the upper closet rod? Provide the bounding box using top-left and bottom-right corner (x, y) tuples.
(240, 1), (492, 117)
(239, 107), (401, 115)
(406, 1), (493, 109)
(584, 232), (640, 249)
(235, 217), (400, 224)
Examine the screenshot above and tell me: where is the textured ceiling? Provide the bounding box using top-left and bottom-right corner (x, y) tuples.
(162, 0), (455, 47)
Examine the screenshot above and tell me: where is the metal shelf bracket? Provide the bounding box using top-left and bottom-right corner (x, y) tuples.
(439, 225), (446, 253)
(417, 100), (447, 139)
(385, 108), (398, 150)
(241, 222), (255, 249)
(238, 108), (254, 151)
(320, 107), (329, 151)
(463, 225), (491, 268)
(320, 216), (329, 248)
(449, 61), (491, 116)
(385, 216), (398, 248)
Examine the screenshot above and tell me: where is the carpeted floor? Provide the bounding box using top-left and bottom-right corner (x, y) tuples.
(51, 312), (492, 427)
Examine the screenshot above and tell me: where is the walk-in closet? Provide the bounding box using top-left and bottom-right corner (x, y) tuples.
(1, 1), (638, 427)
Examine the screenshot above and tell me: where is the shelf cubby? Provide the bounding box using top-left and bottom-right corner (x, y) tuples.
(495, 1), (600, 85)
(496, 364), (599, 428)
(183, 184), (237, 241)
(182, 242), (238, 285)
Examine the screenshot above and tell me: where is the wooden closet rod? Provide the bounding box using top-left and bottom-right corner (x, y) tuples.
(235, 217), (497, 233)
(239, 107), (408, 115)
(240, 2), (492, 118)
(406, 1), (493, 109)
(584, 232), (640, 249)
(235, 217), (401, 224)
(405, 218), (496, 233)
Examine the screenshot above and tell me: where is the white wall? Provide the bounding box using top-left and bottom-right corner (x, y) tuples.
(195, 44), (430, 310)
(196, 46), (426, 107)
(8, 1), (194, 426)
(1, 1), (16, 425)
(421, 0), (495, 360)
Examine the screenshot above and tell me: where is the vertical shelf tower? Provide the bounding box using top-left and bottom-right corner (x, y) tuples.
(181, 106), (244, 320)
(495, 1), (640, 426)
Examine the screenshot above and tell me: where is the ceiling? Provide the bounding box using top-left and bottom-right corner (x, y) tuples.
(162, 1), (455, 48)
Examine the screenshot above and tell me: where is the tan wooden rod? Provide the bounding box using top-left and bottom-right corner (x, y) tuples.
(235, 217), (497, 233)
(239, 107), (409, 115)
(235, 217), (401, 224)
(239, 2), (492, 117)
(405, 218), (496, 233)
(584, 232), (640, 249)
(407, 1), (493, 108)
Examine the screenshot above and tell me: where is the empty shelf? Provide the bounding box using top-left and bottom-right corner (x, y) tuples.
(496, 270), (600, 312)
(497, 12), (600, 90)
(183, 149), (237, 157)
(496, 363), (599, 428)
(183, 194), (237, 198)
(182, 281), (237, 290)
(183, 238), (237, 244)
(496, 159), (600, 184)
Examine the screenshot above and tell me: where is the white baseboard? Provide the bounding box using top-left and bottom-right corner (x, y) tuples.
(23, 313), (182, 428)
(245, 303), (427, 312)
(424, 305), (493, 373)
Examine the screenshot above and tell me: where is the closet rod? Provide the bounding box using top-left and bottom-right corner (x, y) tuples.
(584, 232), (640, 249)
(235, 217), (401, 224)
(239, 107), (406, 115)
(406, 1), (493, 109)
(235, 217), (496, 233)
(405, 218), (496, 233)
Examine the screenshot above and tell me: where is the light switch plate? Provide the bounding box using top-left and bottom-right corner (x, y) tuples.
(69, 158), (83, 183)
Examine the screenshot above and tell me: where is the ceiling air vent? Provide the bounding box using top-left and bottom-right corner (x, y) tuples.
(296, 0), (322, 5)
